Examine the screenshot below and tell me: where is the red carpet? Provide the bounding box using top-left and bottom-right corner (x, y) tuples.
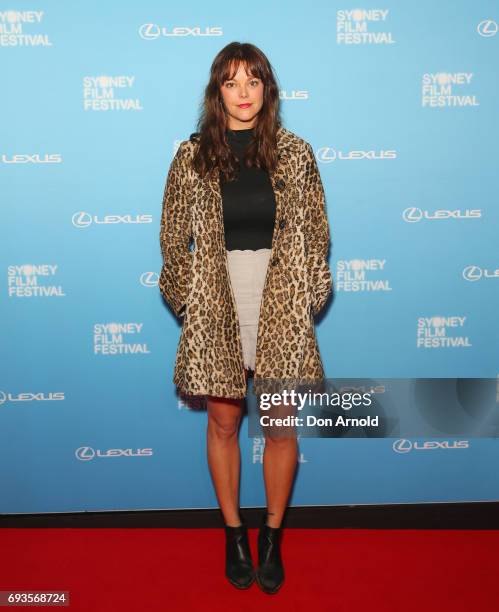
(1, 528), (498, 611)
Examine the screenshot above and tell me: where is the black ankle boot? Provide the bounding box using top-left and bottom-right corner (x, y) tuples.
(224, 517), (255, 589)
(255, 512), (285, 594)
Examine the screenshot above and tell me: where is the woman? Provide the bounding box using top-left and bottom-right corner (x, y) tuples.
(159, 42), (332, 594)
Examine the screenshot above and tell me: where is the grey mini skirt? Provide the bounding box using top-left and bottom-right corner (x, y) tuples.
(225, 248), (272, 371)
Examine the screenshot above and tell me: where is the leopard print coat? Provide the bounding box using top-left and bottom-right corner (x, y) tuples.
(159, 126), (333, 399)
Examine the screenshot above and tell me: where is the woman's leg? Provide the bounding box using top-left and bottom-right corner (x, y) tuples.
(255, 402), (294, 594)
(206, 368), (250, 527)
(262, 405), (298, 528)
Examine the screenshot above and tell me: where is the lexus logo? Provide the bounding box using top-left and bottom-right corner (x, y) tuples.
(403, 208), (423, 223)
(393, 439), (412, 453)
(393, 439), (469, 453)
(462, 266), (482, 281)
(76, 447), (95, 461)
(138, 23), (160, 40)
(72, 212), (92, 228)
(477, 19), (498, 37)
(140, 271), (159, 287)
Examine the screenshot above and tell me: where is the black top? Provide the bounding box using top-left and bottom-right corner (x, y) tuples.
(220, 127), (276, 250)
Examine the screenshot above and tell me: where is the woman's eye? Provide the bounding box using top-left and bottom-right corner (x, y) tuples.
(225, 80), (259, 88)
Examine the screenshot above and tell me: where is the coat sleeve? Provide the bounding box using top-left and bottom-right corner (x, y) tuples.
(158, 141), (193, 318)
(303, 141), (333, 316)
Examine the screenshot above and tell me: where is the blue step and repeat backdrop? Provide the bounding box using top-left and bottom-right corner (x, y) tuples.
(1, 2), (498, 514)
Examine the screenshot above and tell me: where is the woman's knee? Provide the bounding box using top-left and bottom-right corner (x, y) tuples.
(263, 429), (298, 445)
(208, 414), (241, 439)
(207, 396), (242, 439)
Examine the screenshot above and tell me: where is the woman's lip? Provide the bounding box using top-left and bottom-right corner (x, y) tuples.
(238, 103), (251, 108)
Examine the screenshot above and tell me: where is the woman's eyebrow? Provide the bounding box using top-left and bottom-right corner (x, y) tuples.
(226, 75), (257, 82)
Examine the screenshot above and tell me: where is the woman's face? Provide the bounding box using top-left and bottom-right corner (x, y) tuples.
(220, 62), (264, 130)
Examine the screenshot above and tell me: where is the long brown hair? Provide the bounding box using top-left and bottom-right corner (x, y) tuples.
(191, 42), (282, 182)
